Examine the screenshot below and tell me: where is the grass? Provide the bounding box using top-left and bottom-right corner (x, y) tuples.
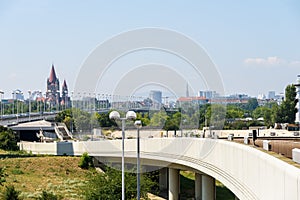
(0, 154), (93, 200)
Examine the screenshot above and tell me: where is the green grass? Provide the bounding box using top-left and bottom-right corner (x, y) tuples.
(0, 153), (93, 200)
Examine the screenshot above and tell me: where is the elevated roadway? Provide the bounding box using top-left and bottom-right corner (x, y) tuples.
(19, 138), (300, 200)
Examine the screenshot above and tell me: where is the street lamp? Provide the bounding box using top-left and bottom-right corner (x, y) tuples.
(0, 90), (4, 121)
(109, 110), (137, 200)
(28, 90), (31, 121)
(134, 120), (142, 200)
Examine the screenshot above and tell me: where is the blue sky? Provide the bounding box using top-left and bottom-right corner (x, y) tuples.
(0, 0), (299, 98)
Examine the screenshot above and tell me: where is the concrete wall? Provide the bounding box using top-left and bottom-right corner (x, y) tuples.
(19, 138), (300, 200)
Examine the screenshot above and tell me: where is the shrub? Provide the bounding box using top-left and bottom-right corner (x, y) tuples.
(38, 190), (61, 200)
(0, 167), (7, 186)
(78, 152), (93, 169)
(0, 127), (19, 151)
(2, 185), (20, 200)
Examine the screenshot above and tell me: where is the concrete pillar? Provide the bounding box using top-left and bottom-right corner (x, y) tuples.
(169, 168), (179, 200)
(195, 173), (202, 200)
(159, 168), (168, 191)
(202, 175), (215, 200)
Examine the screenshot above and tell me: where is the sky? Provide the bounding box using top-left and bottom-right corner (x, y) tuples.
(0, 0), (299, 99)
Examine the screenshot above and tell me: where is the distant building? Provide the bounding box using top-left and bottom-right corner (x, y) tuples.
(197, 90), (218, 99)
(177, 96), (208, 105)
(12, 89), (24, 101)
(268, 91), (276, 100)
(45, 64), (69, 107)
(257, 93), (266, 100)
(46, 65), (60, 106)
(149, 90), (162, 104)
(61, 80), (70, 107)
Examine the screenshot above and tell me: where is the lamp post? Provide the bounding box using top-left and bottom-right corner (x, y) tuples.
(0, 90), (4, 121)
(28, 90), (31, 121)
(134, 120), (142, 200)
(109, 110), (137, 200)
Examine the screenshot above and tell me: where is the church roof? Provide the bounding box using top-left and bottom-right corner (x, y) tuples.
(49, 64), (57, 83)
(62, 79), (67, 89)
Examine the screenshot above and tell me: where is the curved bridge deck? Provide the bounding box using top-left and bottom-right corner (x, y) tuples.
(19, 138), (300, 200)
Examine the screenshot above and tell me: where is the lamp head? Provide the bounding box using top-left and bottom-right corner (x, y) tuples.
(109, 111), (120, 120)
(126, 111), (136, 120)
(134, 120), (142, 128)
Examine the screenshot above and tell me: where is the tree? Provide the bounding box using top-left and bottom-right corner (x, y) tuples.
(78, 152), (93, 169)
(276, 85), (298, 123)
(84, 167), (156, 200)
(163, 112), (181, 135)
(226, 105), (245, 119)
(245, 98), (259, 111)
(0, 126), (19, 151)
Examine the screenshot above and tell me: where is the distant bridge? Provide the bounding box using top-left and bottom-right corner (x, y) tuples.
(0, 112), (56, 127)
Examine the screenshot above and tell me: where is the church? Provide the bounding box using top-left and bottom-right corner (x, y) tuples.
(46, 64), (70, 108)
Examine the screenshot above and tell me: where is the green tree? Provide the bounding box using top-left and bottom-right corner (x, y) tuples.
(226, 105), (245, 119)
(276, 85), (298, 123)
(95, 112), (117, 128)
(245, 98), (259, 111)
(78, 152), (93, 169)
(149, 111), (168, 127)
(85, 167), (155, 200)
(0, 127), (19, 151)
(163, 112), (181, 135)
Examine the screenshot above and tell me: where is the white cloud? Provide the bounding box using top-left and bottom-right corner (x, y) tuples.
(244, 56), (286, 66)
(290, 60), (300, 66)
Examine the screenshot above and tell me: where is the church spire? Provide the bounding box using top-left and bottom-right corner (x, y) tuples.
(49, 64), (57, 83)
(186, 83), (189, 97)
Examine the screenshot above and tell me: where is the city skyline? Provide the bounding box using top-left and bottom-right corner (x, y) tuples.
(0, 1), (299, 98)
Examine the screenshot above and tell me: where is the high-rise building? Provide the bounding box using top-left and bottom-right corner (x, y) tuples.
(149, 90), (162, 104)
(268, 91), (276, 100)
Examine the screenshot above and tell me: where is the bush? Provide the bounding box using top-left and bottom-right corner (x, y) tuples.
(78, 152), (93, 169)
(0, 167), (7, 186)
(2, 185), (20, 200)
(84, 167), (156, 200)
(38, 191), (61, 200)
(0, 127), (19, 151)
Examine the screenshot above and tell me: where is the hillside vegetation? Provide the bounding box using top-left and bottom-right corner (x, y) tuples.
(0, 153), (92, 199)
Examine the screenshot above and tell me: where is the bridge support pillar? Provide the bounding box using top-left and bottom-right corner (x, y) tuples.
(159, 168), (168, 191)
(195, 173), (202, 200)
(202, 174), (215, 200)
(168, 168), (180, 200)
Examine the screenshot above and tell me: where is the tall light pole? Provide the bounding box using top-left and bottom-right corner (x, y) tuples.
(0, 90), (4, 121)
(28, 90), (31, 121)
(134, 120), (142, 200)
(109, 110), (137, 200)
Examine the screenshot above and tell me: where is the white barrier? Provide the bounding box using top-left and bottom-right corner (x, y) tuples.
(293, 148), (300, 164)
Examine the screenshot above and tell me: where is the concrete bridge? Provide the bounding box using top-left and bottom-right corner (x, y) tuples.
(19, 138), (300, 200)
